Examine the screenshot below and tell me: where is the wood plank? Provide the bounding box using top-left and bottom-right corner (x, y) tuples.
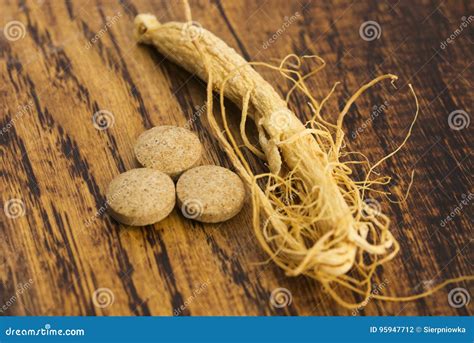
(1, 0), (472, 316)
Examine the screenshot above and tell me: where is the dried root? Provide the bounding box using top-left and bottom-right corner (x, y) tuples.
(134, 13), (473, 309)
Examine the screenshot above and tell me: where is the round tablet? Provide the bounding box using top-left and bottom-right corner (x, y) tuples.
(134, 126), (202, 178)
(176, 165), (246, 223)
(106, 168), (175, 226)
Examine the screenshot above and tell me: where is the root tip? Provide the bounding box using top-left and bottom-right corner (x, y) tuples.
(134, 14), (161, 43)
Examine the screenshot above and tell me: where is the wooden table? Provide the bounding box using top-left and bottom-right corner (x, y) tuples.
(1, 0), (472, 316)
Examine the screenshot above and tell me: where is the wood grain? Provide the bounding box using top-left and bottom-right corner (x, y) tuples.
(0, 0), (472, 316)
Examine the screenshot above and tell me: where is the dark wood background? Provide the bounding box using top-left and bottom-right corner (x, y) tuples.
(0, 0), (472, 316)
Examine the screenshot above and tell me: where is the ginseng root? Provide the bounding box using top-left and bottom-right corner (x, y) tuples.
(134, 13), (473, 309)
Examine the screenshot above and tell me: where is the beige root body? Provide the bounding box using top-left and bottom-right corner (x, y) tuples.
(134, 14), (473, 308)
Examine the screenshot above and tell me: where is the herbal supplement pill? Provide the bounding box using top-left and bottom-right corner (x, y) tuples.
(176, 165), (245, 223)
(106, 168), (175, 226)
(134, 126), (202, 178)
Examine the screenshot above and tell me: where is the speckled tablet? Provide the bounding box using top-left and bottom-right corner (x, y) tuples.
(134, 126), (202, 178)
(106, 168), (175, 226)
(176, 165), (245, 223)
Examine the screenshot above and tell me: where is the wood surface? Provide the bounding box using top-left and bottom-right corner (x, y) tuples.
(0, 0), (472, 316)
